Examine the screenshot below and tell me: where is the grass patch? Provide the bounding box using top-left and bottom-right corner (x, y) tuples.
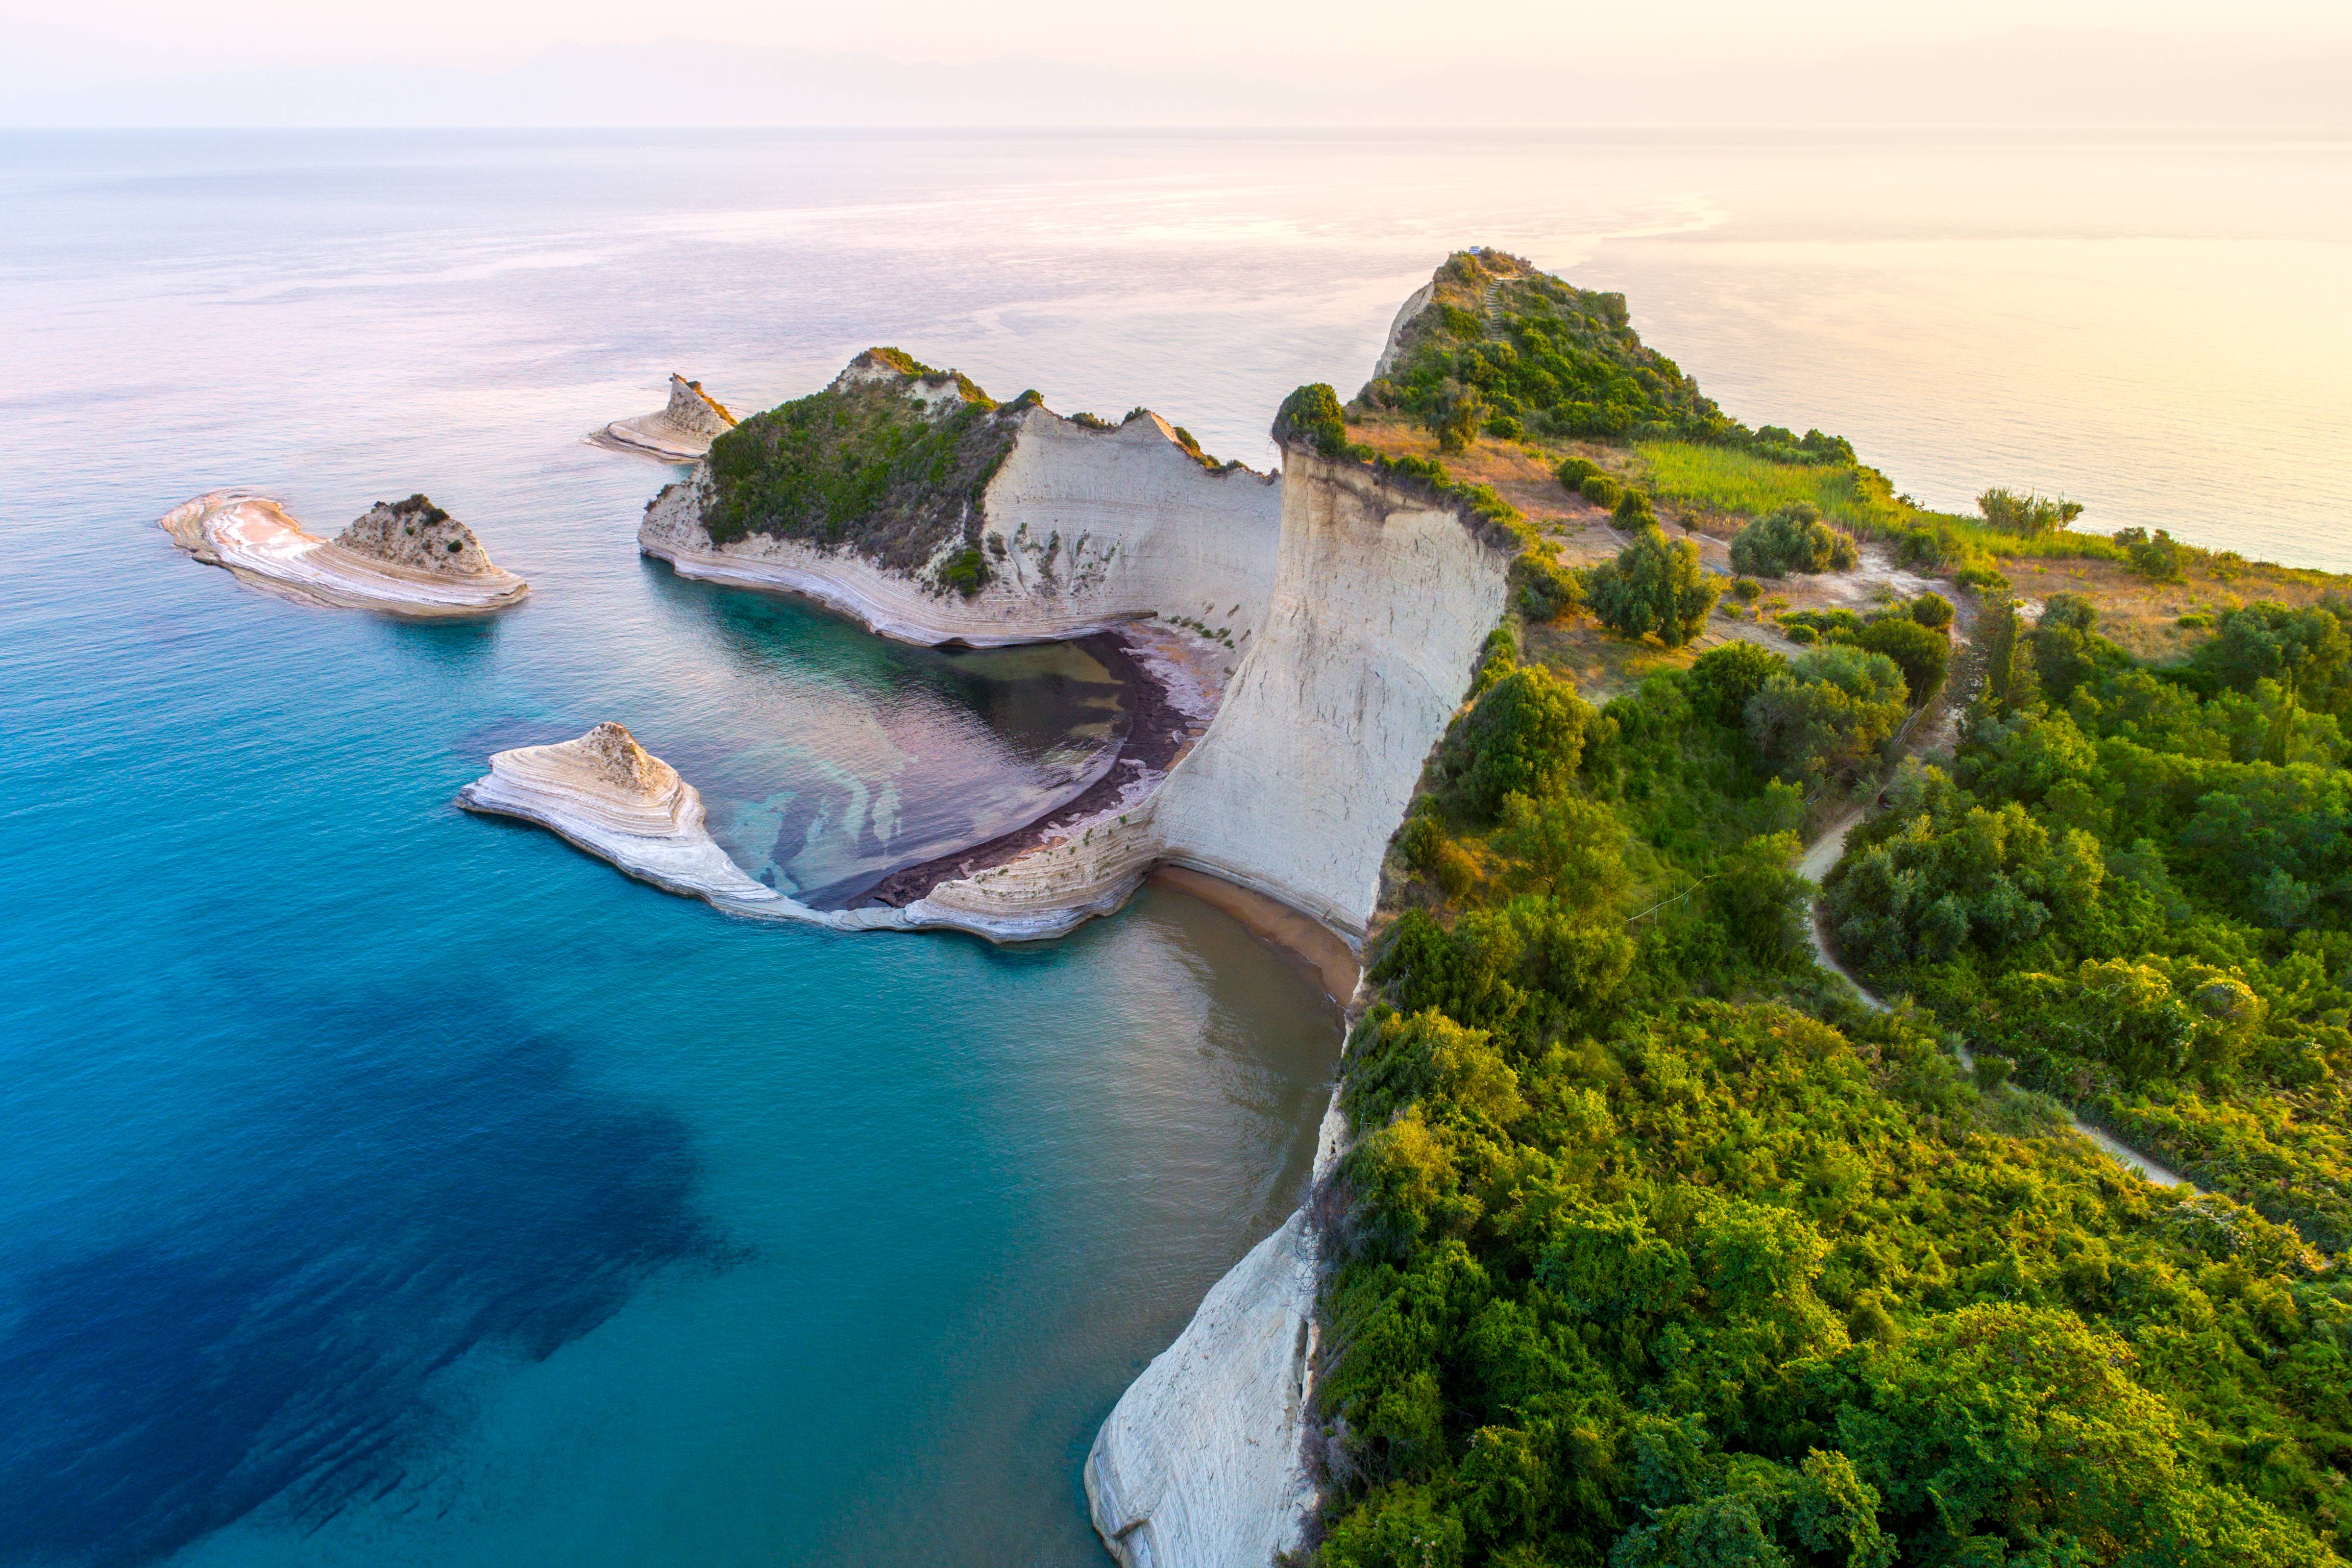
(1638, 440), (2128, 570)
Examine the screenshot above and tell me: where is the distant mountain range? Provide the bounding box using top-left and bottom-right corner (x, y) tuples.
(3, 29), (2346, 128)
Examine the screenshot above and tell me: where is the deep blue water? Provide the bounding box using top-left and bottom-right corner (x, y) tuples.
(5, 125), (2346, 1567)
(0, 132), (1349, 1566)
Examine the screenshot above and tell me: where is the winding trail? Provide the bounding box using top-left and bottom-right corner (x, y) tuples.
(1800, 811), (2200, 1192)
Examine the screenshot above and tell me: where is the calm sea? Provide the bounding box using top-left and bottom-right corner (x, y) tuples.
(0, 128), (2345, 1568)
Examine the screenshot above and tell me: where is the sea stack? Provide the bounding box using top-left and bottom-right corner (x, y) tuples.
(594, 373), (739, 462)
(157, 490), (528, 616)
(456, 722), (780, 908)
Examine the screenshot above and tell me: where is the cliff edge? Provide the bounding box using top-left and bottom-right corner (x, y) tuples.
(638, 348), (1281, 648)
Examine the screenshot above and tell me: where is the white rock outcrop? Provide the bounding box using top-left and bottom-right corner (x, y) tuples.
(635, 409), (1279, 653)
(640, 402), (1281, 649)
(1087, 1083), (1351, 1568)
(158, 490), (529, 617)
(594, 373), (739, 462)
(1087, 1210), (1320, 1568)
(639, 414), (1511, 948)
(456, 723), (780, 906)
(455, 721), (1171, 943)
(1152, 449), (1515, 941)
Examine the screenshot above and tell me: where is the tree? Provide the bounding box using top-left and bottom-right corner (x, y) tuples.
(1429, 378), (1487, 453)
(1688, 641), (1788, 726)
(1855, 615), (1949, 704)
(1728, 503), (1859, 578)
(1586, 525), (1721, 647)
(1451, 666), (1595, 817)
(1744, 645), (1907, 784)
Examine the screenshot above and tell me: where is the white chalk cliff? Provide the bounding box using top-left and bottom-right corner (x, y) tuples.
(637, 372), (1512, 948)
(595, 373), (739, 462)
(158, 490), (528, 616)
(641, 399), (1281, 648)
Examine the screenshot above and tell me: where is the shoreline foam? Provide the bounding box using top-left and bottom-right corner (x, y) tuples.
(159, 490), (528, 617)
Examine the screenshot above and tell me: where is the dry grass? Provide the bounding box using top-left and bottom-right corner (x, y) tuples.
(1996, 553), (2350, 662)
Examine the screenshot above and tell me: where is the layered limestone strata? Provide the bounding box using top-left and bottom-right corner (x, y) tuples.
(158, 490), (528, 616)
(456, 723), (778, 906)
(638, 353), (1280, 648)
(594, 373), (739, 462)
(455, 719), (1172, 942)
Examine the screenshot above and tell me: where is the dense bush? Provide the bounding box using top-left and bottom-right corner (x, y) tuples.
(1612, 488), (1656, 526)
(1555, 455), (1603, 490)
(2117, 525), (2197, 582)
(1728, 502), (1860, 578)
(1745, 644), (1909, 784)
(1579, 473), (1623, 510)
(1584, 526), (1721, 647)
(1978, 487), (2086, 535)
(1448, 666), (1597, 818)
(1820, 595), (2352, 1251)
(1910, 590), (1954, 630)
(1320, 618), (2351, 1567)
(1687, 639), (1788, 726)
(1855, 614), (1951, 704)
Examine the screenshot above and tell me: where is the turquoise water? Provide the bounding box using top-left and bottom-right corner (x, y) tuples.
(0, 133), (1345, 1567)
(3, 127), (2346, 1567)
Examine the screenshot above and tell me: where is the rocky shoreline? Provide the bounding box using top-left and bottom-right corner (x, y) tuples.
(856, 630), (1204, 909)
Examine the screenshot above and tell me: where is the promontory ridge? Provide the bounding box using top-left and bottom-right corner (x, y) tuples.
(157, 490), (528, 615)
(472, 249), (2350, 1568)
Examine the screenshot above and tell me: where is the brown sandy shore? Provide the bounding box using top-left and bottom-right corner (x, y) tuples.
(853, 631), (1196, 909)
(1147, 866), (1362, 1007)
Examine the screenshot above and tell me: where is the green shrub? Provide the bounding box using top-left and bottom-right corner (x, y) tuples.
(1512, 550), (1583, 624)
(1977, 487), (2084, 535)
(937, 547), (989, 597)
(1729, 502), (1860, 578)
(1688, 640), (1788, 726)
(1856, 614), (1951, 704)
(1272, 382), (1352, 456)
(1910, 590), (1954, 630)
(2178, 612), (2212, 629)
(1450, 666), (1595, 817)
(1732, 576), (1761, 602)
(1555, 455), (1603, 490)
(1745, 643), (1908, 784)
(1585, 526), (1721, 647)
(1613, 488), (1656, 526)
(1580, 473), (1623, 509)
(2113, 525), (2194, 583)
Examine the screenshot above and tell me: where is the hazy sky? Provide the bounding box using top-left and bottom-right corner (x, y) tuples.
(6, 0), (2348, 90)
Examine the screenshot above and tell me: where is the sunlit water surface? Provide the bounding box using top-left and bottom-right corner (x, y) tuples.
(0, 128), (2345, 1568)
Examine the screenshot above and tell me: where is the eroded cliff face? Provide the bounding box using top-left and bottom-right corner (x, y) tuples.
(640, 392), (1280, 648)
(1151, 446), (1514, 940)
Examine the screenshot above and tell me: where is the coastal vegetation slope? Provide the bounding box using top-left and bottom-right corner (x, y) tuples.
(1294, 250), (2351, 1568)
